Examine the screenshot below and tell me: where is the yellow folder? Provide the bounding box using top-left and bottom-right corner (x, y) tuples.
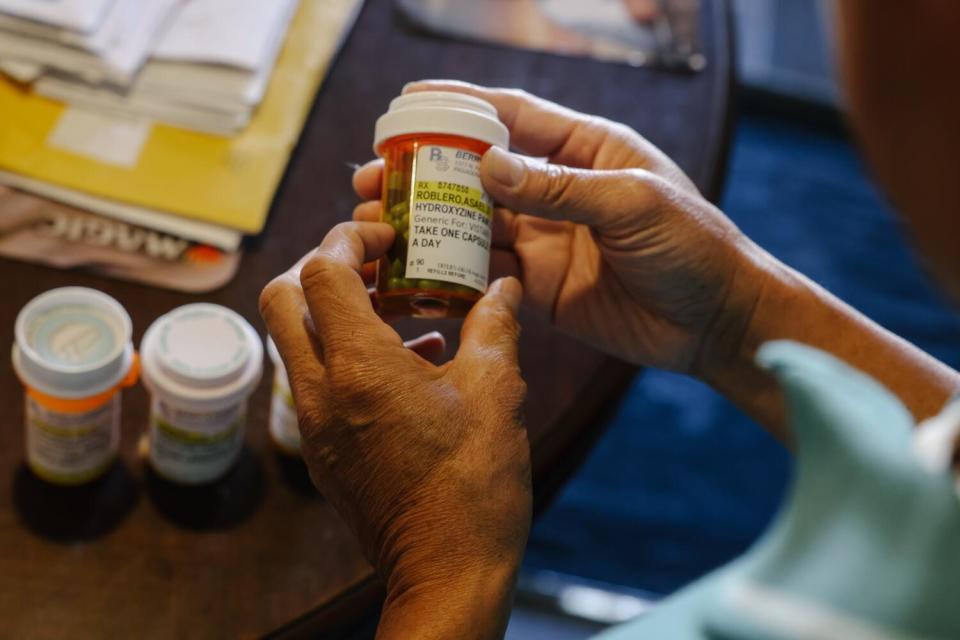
(0, 0), (363, 235)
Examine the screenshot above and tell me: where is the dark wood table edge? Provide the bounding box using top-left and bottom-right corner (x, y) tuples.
(267, 2), (735, 636)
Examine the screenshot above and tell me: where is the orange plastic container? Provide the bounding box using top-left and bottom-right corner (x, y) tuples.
(373, 92), (509, 318)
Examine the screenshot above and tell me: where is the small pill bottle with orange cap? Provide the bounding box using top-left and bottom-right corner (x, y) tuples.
(373, 91), (509, 318)
(11, 287), (139, 485)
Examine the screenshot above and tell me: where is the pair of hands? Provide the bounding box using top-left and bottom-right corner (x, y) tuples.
(260, 81), (763, 636)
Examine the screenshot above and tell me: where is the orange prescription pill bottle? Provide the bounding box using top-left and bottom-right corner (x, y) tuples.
(12, 287), (139, 485)
(373, 92), (509, 318)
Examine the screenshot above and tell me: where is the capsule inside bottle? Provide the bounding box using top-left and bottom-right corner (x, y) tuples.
(376, 133), (494, 319)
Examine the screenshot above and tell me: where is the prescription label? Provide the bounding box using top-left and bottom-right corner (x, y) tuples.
(148, 398), (245, 484)
(26, 394), (119, 484)
(407, 145), (493, 291)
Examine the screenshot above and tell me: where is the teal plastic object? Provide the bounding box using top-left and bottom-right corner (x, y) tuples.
(595, 340), (960, 639)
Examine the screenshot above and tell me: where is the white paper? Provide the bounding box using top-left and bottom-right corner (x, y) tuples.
(37, 76), (251, 136)
(29, 0), (297, 134)
(0, 0), (113, 33)
(0, 58), (42, 82)
(0, 0), (178, 84)
(153, 0), (297, 70)
(48, 107), (153, 168)
(141, 0), (297, 107)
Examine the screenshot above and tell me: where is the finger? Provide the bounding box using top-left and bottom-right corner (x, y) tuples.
(404, 331), (447, 365)
(403, 80), (642, 170)
(352, 159), (384, 201)
(455, 277), (523, 374)
(481, 146), (656, 236)
(260, 269), (323, 382)
(490, 248), (521, 282)
(300, 222), (402, 355)
(491, 207), (518, 248)
(353, 200), (381, 223)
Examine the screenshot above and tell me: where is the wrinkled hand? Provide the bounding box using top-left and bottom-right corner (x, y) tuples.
(354, 81), (765, 375)
(260, 222), (531, 637)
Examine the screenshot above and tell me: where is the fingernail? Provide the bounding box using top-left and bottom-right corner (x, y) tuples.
(485, 147), (525, 188)
(490, 277), (522, 314)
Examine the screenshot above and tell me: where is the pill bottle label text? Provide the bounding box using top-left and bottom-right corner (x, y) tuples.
(148, 398), (245, 484)
(406, 145), (493, 291)
(25, 394), (120, 484)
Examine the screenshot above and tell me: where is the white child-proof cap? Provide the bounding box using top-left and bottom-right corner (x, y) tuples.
(140, 303), (263, 411)
(12, 287), (134, 399)
(373, 91), (509, 152)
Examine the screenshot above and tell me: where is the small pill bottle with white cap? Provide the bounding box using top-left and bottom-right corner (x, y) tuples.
(374, 91), (509, 318)
(12, 287), (139, 485)
(140, 303), (262, 485)
(266, 337), (300, 457)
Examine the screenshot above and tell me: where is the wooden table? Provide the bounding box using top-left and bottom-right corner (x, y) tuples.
(0, 1), (733, 637)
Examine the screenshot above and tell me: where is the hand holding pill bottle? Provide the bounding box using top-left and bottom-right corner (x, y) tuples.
(373, 91), (509, 318)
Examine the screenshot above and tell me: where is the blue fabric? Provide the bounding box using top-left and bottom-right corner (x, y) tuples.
(522, 114), (960, 595)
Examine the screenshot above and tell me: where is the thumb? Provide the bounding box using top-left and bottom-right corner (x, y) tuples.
(482, 146), (654, 234)
(455, 277), (523, 372)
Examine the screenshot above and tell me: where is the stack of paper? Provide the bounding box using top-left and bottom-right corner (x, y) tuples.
(0, 0), (176, 86)
(0, 0), (300, 135)
(0, 0), (364, 256)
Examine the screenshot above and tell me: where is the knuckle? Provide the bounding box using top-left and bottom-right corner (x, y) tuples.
(330, 220), (360, 238)
(258, 274), (297, 320)
(623, 169), (663, 208)
(473, 360), (526, 419)
(499, 87), (534, 106)
(479, 299), (520, 337)
(324, 355), (383, 404)
(296, 403), (328, 440)
(299, 252), (342, 294)
(498, 365), (526, 399)
(539, 163), (579, 207)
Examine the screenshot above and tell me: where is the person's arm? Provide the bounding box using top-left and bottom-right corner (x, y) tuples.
(355, 81), (960, 445)
(698, 243), (960, 440)
(705, 0), (960, 436)
(377, 561), (518, 639)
